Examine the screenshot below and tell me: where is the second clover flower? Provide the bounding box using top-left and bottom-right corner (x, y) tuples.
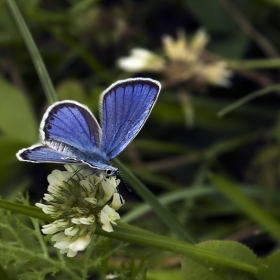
(117, 29), (232, 87)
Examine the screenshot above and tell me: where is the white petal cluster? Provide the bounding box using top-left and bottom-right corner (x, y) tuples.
(117, 30), (232, 88)
(36, 165), (124, 257)
(117, 48), (165, 72)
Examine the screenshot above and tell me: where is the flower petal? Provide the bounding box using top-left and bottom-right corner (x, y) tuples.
(110, 193), (124, 210)
(69, 234), (92, 252)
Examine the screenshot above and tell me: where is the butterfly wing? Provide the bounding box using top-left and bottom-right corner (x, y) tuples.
(16, 145), (83, 164)
(17, 100), (106, 168)
(40, 100), (101, 152)
(100, 78), (161, 160)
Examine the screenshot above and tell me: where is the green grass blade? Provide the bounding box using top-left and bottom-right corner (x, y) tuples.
(217, 84), (280, 117)
(228, 58), (280, 69)
(6, 0), (58, 104)
(113, 158), (196, 244)
(122, 187), (215, 223)
(212, 174), (280, 241)
(0, 198), (52, 222)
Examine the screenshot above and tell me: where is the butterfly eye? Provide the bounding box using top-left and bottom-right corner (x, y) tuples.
(106, 169), (118, 176)
(105, 170), (113, 176)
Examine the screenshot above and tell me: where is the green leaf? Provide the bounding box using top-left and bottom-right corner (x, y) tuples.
(256, 250), (280, 280)
(0, 77), (37, 143)
(182, 241), (258, 280)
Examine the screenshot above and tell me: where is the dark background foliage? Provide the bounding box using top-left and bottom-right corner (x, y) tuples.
(1, 0), (280, 272)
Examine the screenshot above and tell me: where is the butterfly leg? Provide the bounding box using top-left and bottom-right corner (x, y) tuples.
(64, 165), (91, 183)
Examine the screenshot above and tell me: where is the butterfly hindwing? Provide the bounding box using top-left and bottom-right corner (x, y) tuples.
(100, 78), (161, 160)
(41, 100), (101, 152)
(17, 145), (82, 164)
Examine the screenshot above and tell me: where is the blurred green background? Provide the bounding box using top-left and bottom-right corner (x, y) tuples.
(1, 0), (280, 272)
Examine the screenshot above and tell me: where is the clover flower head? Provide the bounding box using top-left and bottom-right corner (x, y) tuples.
(36, 165), (124, 257)
(117, 29), (232, 88)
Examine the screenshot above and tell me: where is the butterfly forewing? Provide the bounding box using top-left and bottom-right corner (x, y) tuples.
(100, 78), (161, 160)
(42, 101), (101, 152)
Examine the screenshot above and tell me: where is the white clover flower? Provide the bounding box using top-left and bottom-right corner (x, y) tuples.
(99, 205), (121, 232)
(117, 30), (232, 88)
(36, 165), (124, 257)
(117, 48), (165, 72)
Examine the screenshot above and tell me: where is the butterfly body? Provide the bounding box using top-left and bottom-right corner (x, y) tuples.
(17, 78), (161, 175)
(45, 139), (113, 171)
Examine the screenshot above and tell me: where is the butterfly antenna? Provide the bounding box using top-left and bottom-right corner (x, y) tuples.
(115, 171), (125, 205)
(117, 170), (132, 193)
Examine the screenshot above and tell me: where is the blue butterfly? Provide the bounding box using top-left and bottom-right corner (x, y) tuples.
(16, 78), (161, 176)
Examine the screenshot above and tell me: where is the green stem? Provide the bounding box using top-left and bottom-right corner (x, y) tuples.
(228, 58), (280, 70)
(212, 174), (280, 241)
(0, 199), (258, 275)
(217, 84), (280, 117)
(6, 0), (58, 104)
(113, 158), (196, 244)
(0, 199), (52, 222)
(97, 223), (258, 274)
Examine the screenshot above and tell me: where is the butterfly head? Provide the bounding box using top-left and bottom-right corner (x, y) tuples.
(105, 166), (118, 177)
